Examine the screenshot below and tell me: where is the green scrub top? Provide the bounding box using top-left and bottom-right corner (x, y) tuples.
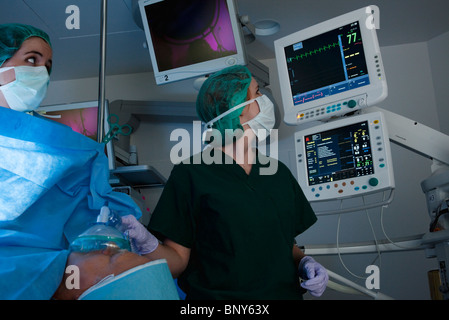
(149, 149), (317, 299)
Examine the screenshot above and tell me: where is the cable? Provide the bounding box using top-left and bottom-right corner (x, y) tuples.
(429, 198), (449, 232)
(336, 195), (383, 280)
(315, 189), (395, 216)
(363, 196), (382, 268)
(336, 213), (366, 279)
(380, 202), (423, 250)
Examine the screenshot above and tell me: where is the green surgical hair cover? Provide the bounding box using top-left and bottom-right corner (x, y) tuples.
(196, 65), (252, 145)
(0, 23), (52, 68)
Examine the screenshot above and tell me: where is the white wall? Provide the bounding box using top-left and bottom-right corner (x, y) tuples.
(42, 72), (198, 105)
(41, 37), (448, 299)
(428, 30), (449, 135)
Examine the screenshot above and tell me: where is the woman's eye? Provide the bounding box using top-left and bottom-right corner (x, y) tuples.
(27, 57), (36, 64)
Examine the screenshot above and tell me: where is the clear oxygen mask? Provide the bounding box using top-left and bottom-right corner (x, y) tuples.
(69, 206), (131, 252)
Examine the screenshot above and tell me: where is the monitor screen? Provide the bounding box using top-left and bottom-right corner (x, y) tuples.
(294, 111), (394, 202)
(40, 106), (99, 141)
(304, 120), (373, 186)
(285, 21), (370, 108)
(275, 6), (387, 125)
(139, 0), (247, 85)
(36, 101), (115, 170)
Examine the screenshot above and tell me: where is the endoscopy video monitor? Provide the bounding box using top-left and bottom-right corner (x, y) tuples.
(139, 0), (247, 85)
(294, 111), (394, 202)
(275, 6), (387, 125)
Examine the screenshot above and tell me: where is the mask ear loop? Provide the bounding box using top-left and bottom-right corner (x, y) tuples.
(203, 98), (257, 129)
(202, 98), (258, 144)
(202, 125), (214, 144)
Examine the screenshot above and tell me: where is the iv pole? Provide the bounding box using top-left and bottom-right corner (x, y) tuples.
(97, 0), (108, 143)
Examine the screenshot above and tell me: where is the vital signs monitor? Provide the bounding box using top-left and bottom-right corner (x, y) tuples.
(294, 111), (394, 202)
(275, 6), (387, 125)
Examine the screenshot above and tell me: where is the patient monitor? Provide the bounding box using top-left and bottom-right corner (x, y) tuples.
(275, 5), (449, 299)
(275, 5), (386, 125)
(275, 5), (393, 204)
(295, 111), (394, 202)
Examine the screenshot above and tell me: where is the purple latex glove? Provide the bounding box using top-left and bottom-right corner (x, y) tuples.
(121, 215), (159, 255)
(298, 256), (329, 297)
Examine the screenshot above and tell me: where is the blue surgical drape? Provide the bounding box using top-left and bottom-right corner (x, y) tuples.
(0, 108), (141, 299)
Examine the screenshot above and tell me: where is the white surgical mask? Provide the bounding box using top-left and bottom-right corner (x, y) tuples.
(0, 66), (50, 112)
(242, 94), (275, 141)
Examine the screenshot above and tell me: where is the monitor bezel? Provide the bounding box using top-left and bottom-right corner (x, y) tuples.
(294, 111), (395, 202)
(138, 0), (247, 85)
(275, 5), (387, 125)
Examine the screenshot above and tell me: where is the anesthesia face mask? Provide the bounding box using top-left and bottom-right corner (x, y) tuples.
(69, 207), (131, 253)
(0, 66), (50, 112)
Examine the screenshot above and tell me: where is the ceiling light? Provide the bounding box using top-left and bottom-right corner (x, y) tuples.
(254, 19), (280, 36)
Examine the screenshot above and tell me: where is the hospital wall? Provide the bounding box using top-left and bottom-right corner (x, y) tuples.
(428, 31), (449, 136)
(41, 31), (449, 300)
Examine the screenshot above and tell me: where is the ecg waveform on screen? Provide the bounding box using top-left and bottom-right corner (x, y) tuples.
(287, 42), (340, 63)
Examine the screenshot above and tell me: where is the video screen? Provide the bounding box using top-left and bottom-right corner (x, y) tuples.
(144, 0), (238, 71)
(42, 107), (98, 141)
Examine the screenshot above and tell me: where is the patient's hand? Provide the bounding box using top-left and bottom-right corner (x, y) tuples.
(53, 248), (150, 300)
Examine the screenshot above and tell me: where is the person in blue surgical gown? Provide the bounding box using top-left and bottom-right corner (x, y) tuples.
(0, 23), (142, 300)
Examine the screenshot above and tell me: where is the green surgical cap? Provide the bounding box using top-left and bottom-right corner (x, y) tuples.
(0, 23), (52, 67)
(196, 65), (252, 144)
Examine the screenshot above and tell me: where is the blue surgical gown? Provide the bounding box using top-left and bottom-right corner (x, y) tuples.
(0, 108), (141, 300)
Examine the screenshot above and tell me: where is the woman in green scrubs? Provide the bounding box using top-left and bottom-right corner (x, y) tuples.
(122, 66), (328, 299)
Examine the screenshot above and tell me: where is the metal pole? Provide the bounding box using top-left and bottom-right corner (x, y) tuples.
(97, 0), (108, 143)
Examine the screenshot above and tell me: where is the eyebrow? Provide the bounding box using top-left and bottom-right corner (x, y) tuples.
(25, 50), (53, 67)
(25, 50), (42, 57)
